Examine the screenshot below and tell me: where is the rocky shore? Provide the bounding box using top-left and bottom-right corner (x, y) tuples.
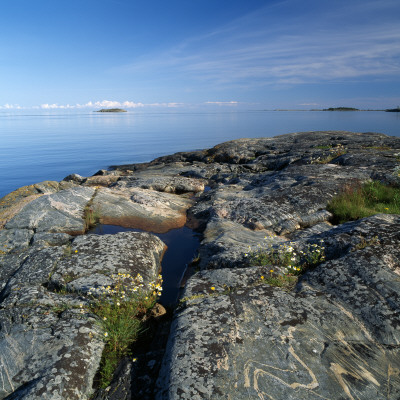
(0, 131), (400, 399)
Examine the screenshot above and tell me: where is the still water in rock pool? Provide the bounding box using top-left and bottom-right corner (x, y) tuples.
(89, 224), (200, 306)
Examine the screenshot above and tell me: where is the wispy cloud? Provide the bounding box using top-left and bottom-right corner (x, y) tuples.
(114, 0), (400, 89)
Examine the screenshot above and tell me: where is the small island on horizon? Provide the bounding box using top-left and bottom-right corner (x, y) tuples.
(95, 108), (127, 113)
(271, 106), (398, 112)
(92, 106), (399, 113)
(322, 107), (359, 111)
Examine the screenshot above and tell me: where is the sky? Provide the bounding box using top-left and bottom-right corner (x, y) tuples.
(0, 0), (399, 111)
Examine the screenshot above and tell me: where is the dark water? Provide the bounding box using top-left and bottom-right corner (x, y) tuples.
(89, 224), (201, 306)
(1, 110), (399, 198)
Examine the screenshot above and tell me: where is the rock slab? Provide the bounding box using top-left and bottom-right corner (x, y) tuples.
(0, 231), (165, 399)
(1, 131), (400, 399)
(157, 215), (400, 400)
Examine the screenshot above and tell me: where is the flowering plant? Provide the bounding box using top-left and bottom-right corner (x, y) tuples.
(246, 237), (325, 287)
(88, 272), (163, 388)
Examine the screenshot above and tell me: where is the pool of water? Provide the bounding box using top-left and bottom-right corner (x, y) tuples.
(89, 224), (201, 306)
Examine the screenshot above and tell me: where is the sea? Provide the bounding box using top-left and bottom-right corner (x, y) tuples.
(1, 110), (399, 199)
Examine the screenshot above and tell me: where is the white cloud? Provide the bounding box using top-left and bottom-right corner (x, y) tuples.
(38, 100), (184, 110)
(41, 103), (64, 109)
(0, 103), (22, 109)
(165, 102), (183, 108)
(92, 100), (122, 108)
(122, 101), (144, 108)
(205, 101), (238, 106)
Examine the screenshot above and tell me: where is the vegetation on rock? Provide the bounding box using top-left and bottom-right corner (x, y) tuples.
(327, 180), (400, 224)
(83, 205), (101, 231)
(83, 188), (101, 231)
(87, 272), (163, 388)
(247, 237), (325, 288)
(312, 143), (346, 163)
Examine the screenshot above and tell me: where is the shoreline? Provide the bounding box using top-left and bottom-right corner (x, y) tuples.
(1, 131), (400, 398)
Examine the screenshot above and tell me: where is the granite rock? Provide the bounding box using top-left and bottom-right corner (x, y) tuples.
(156, 215), (400, 399)
(49, 231), (165, 294)
(116, 174), (205, 194)
(0, 230), (166, 399)
(0, 180), (76, 229)
(92, 187), (193, 233)
(5, 186), (96, 235)
(1, 131), (400, 399)
(148, 131), (400, 399)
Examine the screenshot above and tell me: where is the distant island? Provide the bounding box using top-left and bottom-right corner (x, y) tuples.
(96, 108), (127, 113)
(323, 107), (359, 111)
(385, 107), (400, 112)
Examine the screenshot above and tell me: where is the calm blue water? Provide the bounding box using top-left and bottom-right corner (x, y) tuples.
(1, 110), (399, 198)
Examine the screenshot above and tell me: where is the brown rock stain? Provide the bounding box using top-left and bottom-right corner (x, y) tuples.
(0, 194), (43, 229)
(100, 213), (187, 234)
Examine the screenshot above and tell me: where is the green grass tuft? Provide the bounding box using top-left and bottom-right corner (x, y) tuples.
(260, 274), (298, 289)
(83, 206), (101, 231)
(327, 180), (400, 224)
(88, 272), (163, 388)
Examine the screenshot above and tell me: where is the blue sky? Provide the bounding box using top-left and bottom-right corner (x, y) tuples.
(1, 0), (399, 110)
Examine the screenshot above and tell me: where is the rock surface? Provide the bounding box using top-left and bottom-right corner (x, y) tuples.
(0, 178), (181, 398)
(0, 180), (76, 229)
(0, 231), (165, 399)
(5, 186), (96, 235)
(92, 186), (193, 233)
(136, 131), (400, 399)
(156, 215), (400, 399)
(1, 131), (400, 399)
